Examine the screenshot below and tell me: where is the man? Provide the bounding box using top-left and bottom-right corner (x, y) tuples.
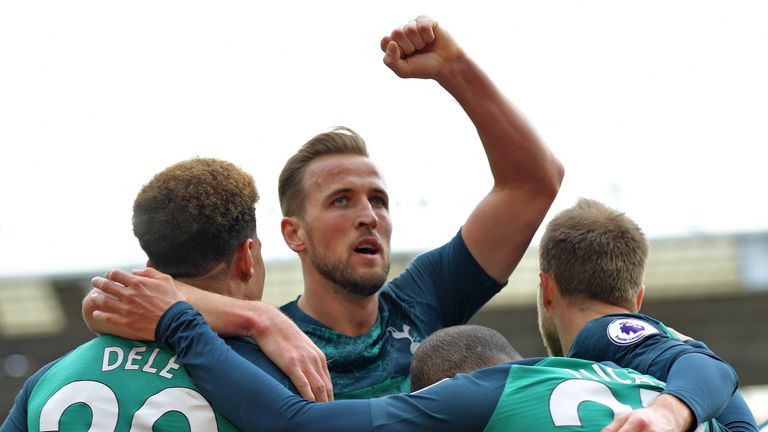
(277, 9), (561, 394)
(409, 324), (521, 392)
(82, 14), (752, 428)
(536, 198), (758, 431)
(1, 158), (324, 431)
(87, 14), (564, 399)
(81, 279), (753, 431)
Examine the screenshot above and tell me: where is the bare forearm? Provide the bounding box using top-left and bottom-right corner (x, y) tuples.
(436, 53), (563, 192)
(176, 281), (262, 337)
(441, 54), (563, 281)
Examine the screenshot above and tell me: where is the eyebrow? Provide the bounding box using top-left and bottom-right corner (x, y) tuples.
(372, 187), (389, 198)
(324, 187), (389, 200)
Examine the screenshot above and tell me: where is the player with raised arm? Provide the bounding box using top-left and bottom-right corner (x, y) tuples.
(86, 13), (564, 400)
(88, 270), (753, 431)
(84, 17), (756, 431)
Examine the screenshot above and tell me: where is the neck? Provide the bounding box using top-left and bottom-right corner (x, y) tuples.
(298, 265), (380, 337)
(177, 262), (248, 300)
(558, 301), (633, 355)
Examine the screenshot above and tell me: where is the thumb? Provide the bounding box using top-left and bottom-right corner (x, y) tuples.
(382, 41), (406, 74)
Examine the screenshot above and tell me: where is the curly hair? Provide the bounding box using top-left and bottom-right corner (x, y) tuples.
(278, 126), (368, 218)
(132, 158), (259, 278)
(539, 198), (648, 308)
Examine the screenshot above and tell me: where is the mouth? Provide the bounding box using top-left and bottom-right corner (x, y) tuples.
(353, 238), (381, 256)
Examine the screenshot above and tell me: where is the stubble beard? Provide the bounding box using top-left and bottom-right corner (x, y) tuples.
(537, 299), (564, 357)
(307, 238), (390, 298)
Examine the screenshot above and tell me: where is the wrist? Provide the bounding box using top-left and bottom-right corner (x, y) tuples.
(434, 49), (472, 90)
(655, 393), (695, 431)
(242, 301), (274, 341)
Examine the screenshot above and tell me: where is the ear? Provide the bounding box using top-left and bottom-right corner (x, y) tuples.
(146, 260), (154, 268)
(281, 217), (306, 253)
(634, 285), (645, 312)
(233, 239), (255, 282)
(539, 271), (555, 308)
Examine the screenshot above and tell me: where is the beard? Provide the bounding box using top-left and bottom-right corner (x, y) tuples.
(307, 236), (390, 298)
(537, 296), (564, 357)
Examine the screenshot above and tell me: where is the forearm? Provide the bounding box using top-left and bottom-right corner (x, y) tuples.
(436, 53), (563, 193)
(440, 54), (563, 281)
(176, 280), (263, 337)
(156, 302), (371, 431)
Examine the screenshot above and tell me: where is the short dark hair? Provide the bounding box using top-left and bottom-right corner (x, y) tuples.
(410, 325), (521, 392)
(132, 158), (258, 278)
(539, 198), (648, 309)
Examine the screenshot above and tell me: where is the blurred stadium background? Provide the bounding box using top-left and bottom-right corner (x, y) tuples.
(2, 231), (767, 423)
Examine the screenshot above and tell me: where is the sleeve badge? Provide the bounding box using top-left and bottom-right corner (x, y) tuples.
(606, 318), (659, 346)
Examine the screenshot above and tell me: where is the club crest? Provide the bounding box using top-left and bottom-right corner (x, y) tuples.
(606, 318), (659, 346)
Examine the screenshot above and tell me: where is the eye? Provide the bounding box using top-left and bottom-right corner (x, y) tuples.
(332, 196), (348, 206)
(370, 196), (388, 208)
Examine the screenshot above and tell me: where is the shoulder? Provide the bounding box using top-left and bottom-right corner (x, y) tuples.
(578, 314), (667, 348)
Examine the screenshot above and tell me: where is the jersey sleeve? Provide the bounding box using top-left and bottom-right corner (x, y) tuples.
(0, 387), (29, 432)
(156, 301), (503, 432)
(707, 391), (759, 432)
(155, 301), (374, 431)
(569, 314), (740, 426)
(369, 366), (505, 430)
(0, 359), (59, 432)
(225, 337), (299, 395)
(385, 230), (504, 327)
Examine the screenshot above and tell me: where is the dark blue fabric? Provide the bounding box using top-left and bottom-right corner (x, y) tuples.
(279, 230), (504, 398)
(157, 302), (512, 431)
(0, 359), (58, 432)
(570, 313), (756, 430)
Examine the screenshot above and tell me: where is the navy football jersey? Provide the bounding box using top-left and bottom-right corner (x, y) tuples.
(569, 313), (756, 430)
(280, 231), (503, 399)
(150, 303), (755, 432)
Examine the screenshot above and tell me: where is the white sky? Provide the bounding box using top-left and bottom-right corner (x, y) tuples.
(1, 1), (766, 278)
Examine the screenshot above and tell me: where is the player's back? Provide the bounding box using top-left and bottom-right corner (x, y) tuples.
(24, 335), (236, 431)
(484, 357), (711, 432)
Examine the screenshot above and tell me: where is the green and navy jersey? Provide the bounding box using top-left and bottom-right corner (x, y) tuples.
(154, 302), (750, 432)
(569, 313), (757, 431)
(483, 357), (683, 432)
(0, 335), (237, 432)
(280, 230), (504, 399)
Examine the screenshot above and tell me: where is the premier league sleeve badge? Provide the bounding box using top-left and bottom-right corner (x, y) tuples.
(606, 318), (659, 346)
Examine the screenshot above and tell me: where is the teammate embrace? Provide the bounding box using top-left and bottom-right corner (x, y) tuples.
(1, 15), (759, 432)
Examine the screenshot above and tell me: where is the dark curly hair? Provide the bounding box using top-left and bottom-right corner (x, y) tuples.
(132, 158), (258, 278)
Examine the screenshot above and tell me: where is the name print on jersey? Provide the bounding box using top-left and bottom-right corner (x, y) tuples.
(102, 345), (181, 379)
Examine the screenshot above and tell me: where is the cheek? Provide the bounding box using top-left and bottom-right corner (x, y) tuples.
(378, 213), (393, 236)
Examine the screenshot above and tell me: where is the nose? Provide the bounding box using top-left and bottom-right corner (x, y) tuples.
(356, 201), (378, 229)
